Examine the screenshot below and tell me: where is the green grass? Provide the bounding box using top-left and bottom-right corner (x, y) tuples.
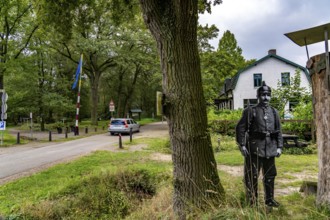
(124, 137), (171, 154)
(136, 118), (161, 126)
(0, 130), (24, 146)
(0, 133), (327, 219)
(0, 151), (172, 218)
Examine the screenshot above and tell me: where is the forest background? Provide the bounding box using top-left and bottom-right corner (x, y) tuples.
(0, 0), (263, 130)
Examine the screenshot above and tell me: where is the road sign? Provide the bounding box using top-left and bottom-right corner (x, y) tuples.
(109, 100), (115, 112)
(0, 121), (6, 130)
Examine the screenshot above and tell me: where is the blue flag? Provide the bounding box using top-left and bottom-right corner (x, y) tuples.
(72, 57), (82, 90)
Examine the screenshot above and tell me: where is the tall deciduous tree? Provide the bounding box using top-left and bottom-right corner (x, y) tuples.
(200, 30), (253, 102)
(37, 0), (146, 125)
(0, 0), (38, 89)
(139, 1), (224, 218)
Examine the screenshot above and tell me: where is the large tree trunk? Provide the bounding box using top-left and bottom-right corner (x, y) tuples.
(308, 53), (330, 207)
(90, 71), (100, 126)
(139, 1), (224, 218)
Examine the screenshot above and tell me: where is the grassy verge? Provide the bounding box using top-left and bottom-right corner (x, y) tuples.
(0, 130), (25, 146)
(0, 151), (170, 219)
(0, 133), (328, 219)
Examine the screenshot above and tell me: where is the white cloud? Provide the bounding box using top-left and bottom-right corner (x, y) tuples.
(199, 0), (330, 66)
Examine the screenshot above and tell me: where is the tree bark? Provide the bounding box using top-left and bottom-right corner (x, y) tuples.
(90, 70), (100, 125)
(308, 53), (330, 207)
(139, 1), (224, 218)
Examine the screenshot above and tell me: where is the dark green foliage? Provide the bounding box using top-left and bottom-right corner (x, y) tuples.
(208, 108), (242, 135)
(270, 70), (311, 117)
(283, 146), (316, 155)
(200, 30), (254, 102)
(197, 24), (219, 51)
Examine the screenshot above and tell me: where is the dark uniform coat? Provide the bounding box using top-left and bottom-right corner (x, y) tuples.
(236, 103), (283, 158)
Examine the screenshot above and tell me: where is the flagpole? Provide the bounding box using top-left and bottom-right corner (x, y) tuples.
(75, 54), (83, 135)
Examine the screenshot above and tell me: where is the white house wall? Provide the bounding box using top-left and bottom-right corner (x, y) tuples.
(233, 57), (310, 110)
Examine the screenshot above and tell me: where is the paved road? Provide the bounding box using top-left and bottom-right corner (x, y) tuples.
(0, 122), (168, 184)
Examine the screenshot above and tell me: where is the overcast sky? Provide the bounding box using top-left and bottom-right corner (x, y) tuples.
(199, 0), (330, 67)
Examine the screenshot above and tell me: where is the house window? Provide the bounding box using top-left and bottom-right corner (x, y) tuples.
(243, 99), (258, 108)
(253, 74), (262, 87)
(281, 72), (290, 86)
(289, 101), (298, 111)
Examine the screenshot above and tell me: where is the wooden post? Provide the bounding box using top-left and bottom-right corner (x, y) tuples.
(17, 132), (20, 144)
(49, 130), (52, 142)
(311, 120), (315, 143)
(307, 53), (330, 206)
(119, 134), (123, 149)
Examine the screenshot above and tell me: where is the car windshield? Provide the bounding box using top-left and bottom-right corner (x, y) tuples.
(111, 120), (125, 125)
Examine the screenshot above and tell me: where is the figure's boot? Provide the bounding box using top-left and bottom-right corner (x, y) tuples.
(264, 178), (280, 207)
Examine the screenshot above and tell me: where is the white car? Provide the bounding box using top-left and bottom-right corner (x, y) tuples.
(108, 118), (140, 135)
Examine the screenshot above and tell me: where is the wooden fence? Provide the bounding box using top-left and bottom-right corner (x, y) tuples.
(209, 119), (315, 142)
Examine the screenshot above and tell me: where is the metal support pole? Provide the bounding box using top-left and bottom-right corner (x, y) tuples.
(304, 37), (310, 61)
(324, 28), (330, 94)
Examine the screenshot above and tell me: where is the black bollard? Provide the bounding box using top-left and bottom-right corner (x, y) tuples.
(75, 127), (79, 136)
(95, 127), (97, 132)
(119, 133), (123, 149)
(102, 126), (104, 130)
(85, 127), (88, 134)
(49, 130), (52, 142)
(65, 128), (68, 138)
(17, 132), (20, 144)
(130, 128), (133, 143)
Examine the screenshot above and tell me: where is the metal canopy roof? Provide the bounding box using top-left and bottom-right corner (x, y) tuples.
(285, 22), (330, 95)
(284, 23), (330, 46)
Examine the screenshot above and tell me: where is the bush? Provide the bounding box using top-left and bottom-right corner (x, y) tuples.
(283, 144), (316, 155)
(18, 168), (162, 220)
(208, 108), (242, 135)
(282, 101), (313, 139)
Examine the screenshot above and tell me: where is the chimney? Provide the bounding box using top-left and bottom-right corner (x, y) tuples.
(268, 49), (276, 55)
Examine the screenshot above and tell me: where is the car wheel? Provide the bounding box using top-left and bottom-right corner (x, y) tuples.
(110, 132), (114, 136)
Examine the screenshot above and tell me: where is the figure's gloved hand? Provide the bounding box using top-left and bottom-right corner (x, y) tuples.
(276, 148), (282, 157)
(241, 146), (249, 157)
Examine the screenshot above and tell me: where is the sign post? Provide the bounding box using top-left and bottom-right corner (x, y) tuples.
(0, 91), (8, 145)
(109, 100), (115, 118)
(30, 112), (33, 139)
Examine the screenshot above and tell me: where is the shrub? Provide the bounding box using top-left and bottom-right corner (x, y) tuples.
(208, 108), (242, 135)
(18, 168), (162, 220)
(282, 101), (313, 139)
(283, 144), (316, 155)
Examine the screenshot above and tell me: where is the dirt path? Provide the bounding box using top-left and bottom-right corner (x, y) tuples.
(150, 154), (317, 196)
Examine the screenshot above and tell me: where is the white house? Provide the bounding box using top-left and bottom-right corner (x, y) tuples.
(217, 49), (311, 111)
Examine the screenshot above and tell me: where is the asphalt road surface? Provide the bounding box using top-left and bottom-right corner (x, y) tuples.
(0, 121), (168, 184)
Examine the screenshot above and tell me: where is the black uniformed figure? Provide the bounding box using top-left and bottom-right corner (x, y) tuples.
(236, 81), (283, 207)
